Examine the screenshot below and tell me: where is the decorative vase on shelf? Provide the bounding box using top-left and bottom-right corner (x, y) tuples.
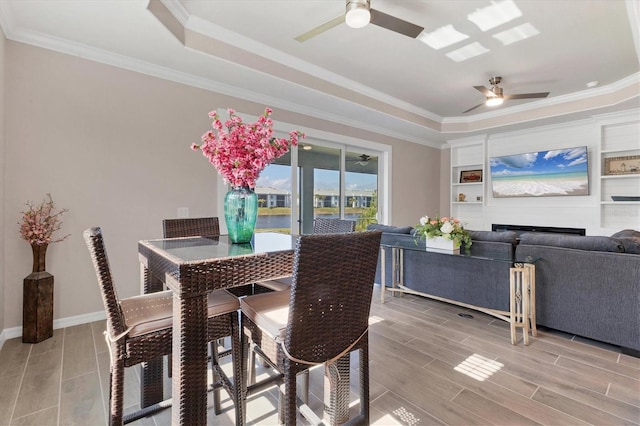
(426, 236), (461, 255)
(23, 243), (54, 343)
(224, 186), (258, 244)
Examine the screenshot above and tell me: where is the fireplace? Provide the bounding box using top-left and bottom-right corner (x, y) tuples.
(492, 223), (586, 236)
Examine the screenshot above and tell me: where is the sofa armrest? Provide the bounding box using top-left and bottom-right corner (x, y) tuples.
(518, 232), (624, 253)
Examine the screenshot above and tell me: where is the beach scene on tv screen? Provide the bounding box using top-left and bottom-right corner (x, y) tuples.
(490, 147), (589, 198)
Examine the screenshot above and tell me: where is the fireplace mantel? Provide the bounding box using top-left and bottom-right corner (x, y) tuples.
(492, 224), (586, 236)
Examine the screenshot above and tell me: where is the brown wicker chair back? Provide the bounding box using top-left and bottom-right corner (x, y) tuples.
(312, 217), (356, 234)
(160, 217), (244, 425)
(241, 230), (382, 425)
(286, 230), (380, 362)
(85, 226), (243, 425)
(163, 217), (220, 238)
(84, 227), (176, 425)
(83, 227), (127, 339)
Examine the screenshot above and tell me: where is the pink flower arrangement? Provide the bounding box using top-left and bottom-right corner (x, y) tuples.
(191, 107), (305, 188)
(19, 194), (70, 246)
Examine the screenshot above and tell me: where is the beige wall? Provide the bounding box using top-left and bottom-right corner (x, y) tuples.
(389, 142), (442, 226)
(0, 30), (6, 334)
(439, 148), (451, 217)
(2, 40), (440, 330)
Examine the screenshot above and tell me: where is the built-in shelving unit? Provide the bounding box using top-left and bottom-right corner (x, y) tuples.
(448, 136), (486, 230)
(599, 117), (640, 230)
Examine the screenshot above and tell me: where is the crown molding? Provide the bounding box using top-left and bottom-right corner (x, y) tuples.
(1, 0), (637, 149)
(2, 18), (443, 147)
(161, 0), (444, 123)
(442, 73), (640, 126)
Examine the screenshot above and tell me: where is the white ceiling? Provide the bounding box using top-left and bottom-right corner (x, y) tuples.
(1, 0), (639, 146)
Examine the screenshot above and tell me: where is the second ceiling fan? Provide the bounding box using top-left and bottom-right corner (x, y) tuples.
(295, 0), (423, 42)
(463, 77), (550, 113)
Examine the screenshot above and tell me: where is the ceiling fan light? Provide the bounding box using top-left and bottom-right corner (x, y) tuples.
(345, 0), (371, 29)
(486, 97), (504, 107)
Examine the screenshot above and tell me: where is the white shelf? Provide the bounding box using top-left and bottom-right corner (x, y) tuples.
(452, 182), (483, 186)
(600, 174), (640, 180)
(449, 139), (485, 226)
(600, 148), (640, 154)
(599, 119), (640, 229)
(452, 163), (483, 168)
(600, 201), (640, 205)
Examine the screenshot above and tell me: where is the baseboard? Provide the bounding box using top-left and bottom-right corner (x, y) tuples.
(0, 310), (106, 351)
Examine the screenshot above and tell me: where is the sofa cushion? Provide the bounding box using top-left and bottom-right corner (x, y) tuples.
(617, 238), (640, 254)
(611, 229), (640, 239)
(367, 224), (413, 234)
(518, 232), (624, 253)
(610, 230), (640, 254)
(468, 230), (518, 245)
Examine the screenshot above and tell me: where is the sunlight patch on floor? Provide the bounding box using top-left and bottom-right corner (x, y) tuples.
(369, 315), (384, 325)
(454, 353), (504, 381)
(372, 406), (421, 425)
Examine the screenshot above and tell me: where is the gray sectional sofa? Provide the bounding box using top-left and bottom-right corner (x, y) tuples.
(368, 224), (640, 354)
(516, 231), (640, 354)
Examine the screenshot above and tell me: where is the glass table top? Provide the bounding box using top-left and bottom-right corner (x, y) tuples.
(143, 232), (296, 262)
(381, 236), (539, 264)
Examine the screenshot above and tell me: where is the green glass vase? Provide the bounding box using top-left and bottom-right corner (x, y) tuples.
(224, 186), (258, 244)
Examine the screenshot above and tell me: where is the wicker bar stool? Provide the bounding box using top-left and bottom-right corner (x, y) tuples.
(258, 218), (356, 292)
(83, 227), (243, 425)
(240, 230), (382, 425)
(163, 217), (220, 239)
(162, 217), (247, 419)
(311, 217), (357, 234)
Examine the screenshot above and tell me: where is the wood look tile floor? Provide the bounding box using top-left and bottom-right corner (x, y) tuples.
(1, 285), (638, 425)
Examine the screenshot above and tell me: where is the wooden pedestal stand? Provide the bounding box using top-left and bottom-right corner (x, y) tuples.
(22, 244), (54, 343)
(23, 272), (54, 343)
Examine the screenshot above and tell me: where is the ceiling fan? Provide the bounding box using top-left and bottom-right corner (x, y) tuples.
(462, 77), (550, 114)
(295, 0), (423, 42)
(348, 154), (372, 166)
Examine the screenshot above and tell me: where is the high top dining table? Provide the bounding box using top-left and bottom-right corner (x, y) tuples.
(138, 233), (295, 425)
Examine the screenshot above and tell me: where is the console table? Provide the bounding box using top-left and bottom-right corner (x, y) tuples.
(380, 241), (538, 345)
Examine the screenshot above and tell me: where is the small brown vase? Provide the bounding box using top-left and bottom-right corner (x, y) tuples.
(24, 243), (54, 343)
(31, 243), (48, 273)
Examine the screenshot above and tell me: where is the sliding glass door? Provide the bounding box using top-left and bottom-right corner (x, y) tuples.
(345, 150), (378, 231)
(255, 142), (381, 234)
(298, 144), (341, 234)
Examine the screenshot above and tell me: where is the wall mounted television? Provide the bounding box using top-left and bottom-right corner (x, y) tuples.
(490, 146), (589, 198)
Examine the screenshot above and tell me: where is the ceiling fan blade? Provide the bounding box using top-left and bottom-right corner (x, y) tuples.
(370, 9), (424, 38)
(504, 92), (550, 100)
(462, 103), (485, 114)
(295, 15), (343, 42)
(473, 86), (494, 97)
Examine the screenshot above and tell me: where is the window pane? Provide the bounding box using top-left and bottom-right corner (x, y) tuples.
(255, 153), (292, 234)
(299, 145), (341, 234)
(345, 151), (378, 231)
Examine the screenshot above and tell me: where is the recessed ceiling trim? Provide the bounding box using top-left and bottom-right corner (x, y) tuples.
(444, 72), (640, 125)
(1, 0), (637, 146)
(0, 16), (440, 146)
(167, 1), (443, 124)
(154, 0), (189, 26)
(441, 79), (639, 133)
